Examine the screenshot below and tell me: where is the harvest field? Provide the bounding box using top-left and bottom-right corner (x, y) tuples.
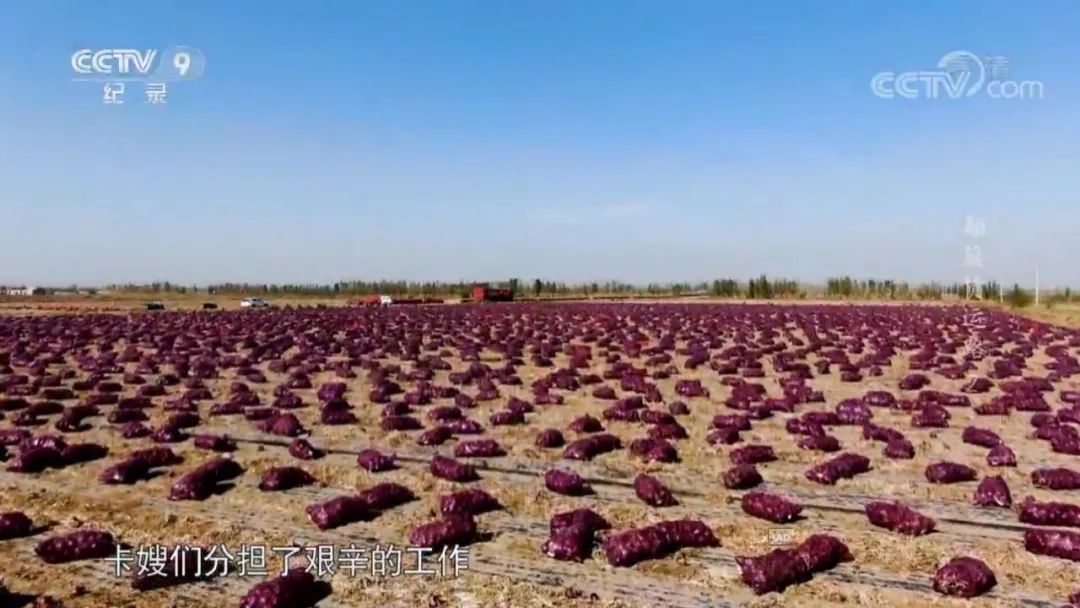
(1, 302), (1079, 607)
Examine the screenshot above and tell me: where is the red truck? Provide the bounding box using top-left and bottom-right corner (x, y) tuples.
(471, 284), (514, 302)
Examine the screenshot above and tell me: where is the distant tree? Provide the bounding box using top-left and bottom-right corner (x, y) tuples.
(756, 275), (773, 299)
(1004, 283), (1033, 308)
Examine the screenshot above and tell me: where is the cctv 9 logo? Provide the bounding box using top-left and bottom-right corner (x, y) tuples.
(158, 46), (206, 80)
(70, 46), (205, 81)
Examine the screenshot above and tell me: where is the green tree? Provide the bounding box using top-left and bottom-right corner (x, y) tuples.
(1004, 283), (1033, 308)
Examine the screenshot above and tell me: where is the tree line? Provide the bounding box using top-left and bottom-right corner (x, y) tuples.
(823, 277), (1008, 300)
(101, 275), (1060, 307)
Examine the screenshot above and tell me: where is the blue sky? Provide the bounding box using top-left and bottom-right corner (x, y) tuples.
(1, 1), (1078, 287)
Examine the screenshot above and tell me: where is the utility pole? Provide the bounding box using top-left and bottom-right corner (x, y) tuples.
(1035, 266), (1040, 306)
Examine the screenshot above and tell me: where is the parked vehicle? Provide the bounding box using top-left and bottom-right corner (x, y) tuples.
(471, 283), (514, 302)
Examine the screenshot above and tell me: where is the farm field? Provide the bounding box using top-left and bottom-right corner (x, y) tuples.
(1, 302), (1079, 607)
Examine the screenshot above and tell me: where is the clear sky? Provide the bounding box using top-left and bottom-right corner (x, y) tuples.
(1, 1), (1078, 288)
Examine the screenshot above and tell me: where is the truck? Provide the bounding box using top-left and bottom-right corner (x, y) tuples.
(470, 283), (514, 302)
(355, 295), (391, 307)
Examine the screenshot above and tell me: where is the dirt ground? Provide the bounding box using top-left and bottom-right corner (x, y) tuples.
(5, 292), (1059, 317)
(0, 302), (1078, 607)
